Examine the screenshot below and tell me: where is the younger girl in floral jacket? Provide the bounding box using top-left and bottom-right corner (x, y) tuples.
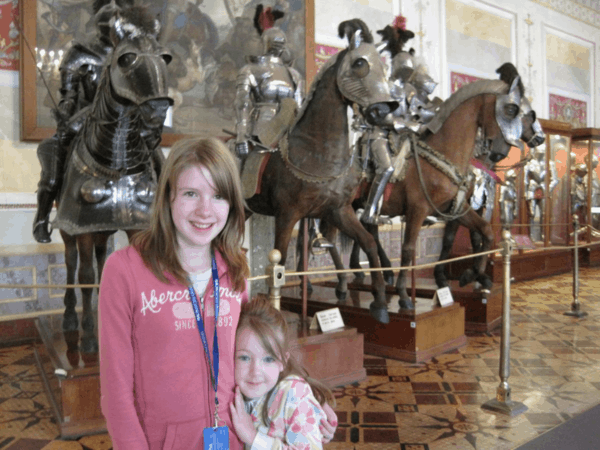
(230, 297), (337, 449)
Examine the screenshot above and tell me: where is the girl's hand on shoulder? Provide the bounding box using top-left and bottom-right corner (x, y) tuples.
(320, 402), (338, 444)
(229, 386), (257, 446)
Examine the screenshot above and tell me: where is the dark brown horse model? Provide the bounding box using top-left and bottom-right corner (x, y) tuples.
(52, 8), (172, 352)
(432, 65), (545, 289)
(244, 19), (397, 323)
(333, 72), (529, 320)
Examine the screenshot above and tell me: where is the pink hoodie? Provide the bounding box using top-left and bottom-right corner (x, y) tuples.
(99, 246), (247, 450)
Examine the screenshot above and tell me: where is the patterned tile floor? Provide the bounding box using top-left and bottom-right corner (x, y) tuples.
(1, 267), (600, 449)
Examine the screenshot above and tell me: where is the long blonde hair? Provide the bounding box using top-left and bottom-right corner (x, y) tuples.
(132, 137), (249, 291)
(237, 297), (335, 424)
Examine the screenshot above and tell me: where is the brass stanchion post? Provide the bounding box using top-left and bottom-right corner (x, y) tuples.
(565, 214), (588, 318)
(482, 229), (527, 416)
(266, 249), (285, 310)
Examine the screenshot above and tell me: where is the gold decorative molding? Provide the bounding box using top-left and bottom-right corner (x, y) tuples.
(531, 0), (600, 29)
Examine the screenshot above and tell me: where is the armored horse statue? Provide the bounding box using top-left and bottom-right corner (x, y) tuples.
(241, 19), (397, 323)
(51, 7), (173, 352)
(432, 64), (545, 289)
(319, 68), (531, 320)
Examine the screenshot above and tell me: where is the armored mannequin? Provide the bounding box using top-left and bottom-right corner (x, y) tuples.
(357, 17), (414, 224)
(571, 163), (588, 216)
(233, 5), (303, 158)
(499, 169), (518, 229)
(584, 154), (600, 229)
(358, 16), (443, 225)
(524, 145), (558, 240)
(379, 16), (442, 130)
(32, 0), (167, 243)
(469, 167), (496, 222)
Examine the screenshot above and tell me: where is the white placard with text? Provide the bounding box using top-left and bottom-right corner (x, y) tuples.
(433, 287), (454, 307)
(309, 307), (345, 332)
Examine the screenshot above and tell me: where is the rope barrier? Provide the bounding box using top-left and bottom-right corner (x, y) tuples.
(2, 238), (600, 291)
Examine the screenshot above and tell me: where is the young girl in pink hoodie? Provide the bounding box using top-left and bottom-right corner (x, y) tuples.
(99, 137), (337, 449)
(99, 138), (250, 449)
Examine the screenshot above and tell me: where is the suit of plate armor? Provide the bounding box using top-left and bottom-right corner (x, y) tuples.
(360, 16), (441, 224)
(32, 0), (165, 243)
(389, 51), (441, 129)
(233, 6), (328, 251)
(500, 169), (518, 229)
(234, 26), (303, 157)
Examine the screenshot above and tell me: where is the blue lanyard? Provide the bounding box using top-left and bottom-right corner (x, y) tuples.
(188, 256), (220, 403)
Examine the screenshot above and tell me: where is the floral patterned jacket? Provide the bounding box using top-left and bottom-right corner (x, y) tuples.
(244, 375), (326, 450)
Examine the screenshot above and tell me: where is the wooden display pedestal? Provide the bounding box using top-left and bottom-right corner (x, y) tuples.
(318, 278), (502, 333)
(33, 315), (105, 439)
(290, 322), (367, 388)
(417, 280), (502, 333)
(263, 296), (367, 388)
(446, 248), (572, 284)
(281, 285), (466, 363)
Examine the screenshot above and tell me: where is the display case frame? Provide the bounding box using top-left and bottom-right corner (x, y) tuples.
(536, 119), (573, 248)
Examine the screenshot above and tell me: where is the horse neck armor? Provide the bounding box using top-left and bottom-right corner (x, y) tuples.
(86, 74), (148, 174)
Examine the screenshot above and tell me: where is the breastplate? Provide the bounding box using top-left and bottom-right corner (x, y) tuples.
(255, 64), (296, 104)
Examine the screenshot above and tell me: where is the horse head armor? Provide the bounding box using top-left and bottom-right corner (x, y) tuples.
(495, 76), (523, 148)
(336, 20), (398, 126)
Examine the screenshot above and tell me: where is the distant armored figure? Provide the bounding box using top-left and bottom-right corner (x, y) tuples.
(584, 154), (600, 229)
(233, 4), (303, 158)
(524, 145), (558, 240)
(500, 169), (518, 229)
(572, 163), (588, 216)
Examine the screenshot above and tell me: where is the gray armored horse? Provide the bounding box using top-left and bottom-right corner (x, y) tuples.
(51, 5), (173, 352)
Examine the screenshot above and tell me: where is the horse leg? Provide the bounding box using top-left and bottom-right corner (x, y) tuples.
(295, 218), (313, 295)
(349, 240), (365, 282)
(433, 219), (461, 288)
(60, 230), (79, 331)
(330, 205), (389, 323)
(395, 210), (428, 309)
(76, 234), (98, 353)
(274, 212), (303, 270)
(319, 218), (348, 302)
(457, 209), (493, 289)
(371, 223), (394, 285)
(81, 232), (111, 353)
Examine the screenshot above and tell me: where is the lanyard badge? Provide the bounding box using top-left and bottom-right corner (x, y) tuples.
(188, 255), (230, 449)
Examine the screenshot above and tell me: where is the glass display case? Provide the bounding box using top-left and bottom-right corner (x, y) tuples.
(445, 120), (576, 284)
(571, 128), (600, 247)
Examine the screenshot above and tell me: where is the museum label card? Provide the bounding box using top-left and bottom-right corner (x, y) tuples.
(513, 234), (536, 249)
(434, 287), (454, 307)
(309, 307), (345, 332)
